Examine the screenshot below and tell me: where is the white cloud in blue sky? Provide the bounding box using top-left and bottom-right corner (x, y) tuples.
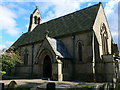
(104, 0), (118, 44)
(0, 0), (119, 50)
(0, 5), (19, 36)
(36, 1), (80, 23)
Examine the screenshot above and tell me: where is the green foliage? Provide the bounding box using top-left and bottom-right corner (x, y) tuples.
(0, 71), (6, 75)
(0, 49), (21, 72)
(69, 85), (93, 90)
(16, 86), (32, 89)
(4, 86), (32, 90)
(117, 85), (120, 90)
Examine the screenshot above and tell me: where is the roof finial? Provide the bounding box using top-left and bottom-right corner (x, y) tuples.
(45, 30), (49, 38)
(99, 2), (102, 4)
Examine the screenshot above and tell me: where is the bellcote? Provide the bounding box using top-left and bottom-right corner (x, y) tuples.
(28, 6), (42, 32)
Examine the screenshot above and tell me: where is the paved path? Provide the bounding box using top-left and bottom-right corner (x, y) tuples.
(0, 79), (104, 89)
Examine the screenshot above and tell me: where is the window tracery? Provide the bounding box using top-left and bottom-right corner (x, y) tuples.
(100, 23), (108, 55)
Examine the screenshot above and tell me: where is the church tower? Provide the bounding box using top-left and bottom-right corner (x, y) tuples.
(28, 6), (42, 32)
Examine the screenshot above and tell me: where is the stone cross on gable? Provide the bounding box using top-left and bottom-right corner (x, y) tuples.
(36, 6), (38, 9)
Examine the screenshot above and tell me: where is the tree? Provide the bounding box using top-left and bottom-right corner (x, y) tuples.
(0, 48), (21, 73)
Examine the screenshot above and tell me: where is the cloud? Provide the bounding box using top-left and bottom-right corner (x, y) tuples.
(52, 1), (80, 17)
(87, 3), (92, 7)
(37, 1), (80, 23)
(0, 44), (6, 50)
(17, 7), (28, 15)
(0, 36), (2, 40)
(1, 0), (111, 2)
(5, 41), (14, 46)
(0, 5), (19, 36)
(111, 31), (118, 36)
(0, 41), (14, 51)
(104, 0), (118, 43)
(104, 0), (118, 16)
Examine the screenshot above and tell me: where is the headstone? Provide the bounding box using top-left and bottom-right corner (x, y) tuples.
(46, 82), (56, 90)
(0, 83), (4, 90)
(8, 81), (17, 89)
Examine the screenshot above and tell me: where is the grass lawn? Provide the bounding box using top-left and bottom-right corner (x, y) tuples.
(16, 86), (33, 89)
(4, 86), (33, 90)
(69, 85), (93, 90)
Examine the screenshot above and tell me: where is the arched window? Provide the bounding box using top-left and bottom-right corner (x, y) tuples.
(38, 17), (40, 24)
(34, 16), (37, 24)
(100, 23), (108, 55)
(24, 49), (28, 65)
(78, 42), (82, 61)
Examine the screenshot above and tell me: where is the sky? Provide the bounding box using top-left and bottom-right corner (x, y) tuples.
(0, 0), (119, 51)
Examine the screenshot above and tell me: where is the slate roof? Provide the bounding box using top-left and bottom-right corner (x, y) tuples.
(12, 3), (101, 48)
(47, 37), (72, 58)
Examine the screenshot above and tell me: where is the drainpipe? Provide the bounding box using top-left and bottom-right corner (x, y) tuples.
(31, 44), (34, 78)
(92, 33), (96, 82)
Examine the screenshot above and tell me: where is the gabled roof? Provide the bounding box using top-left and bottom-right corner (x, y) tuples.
(12, 3), (101, 48)
(47, 37), (72, 59)
(35, 37), (72, 60)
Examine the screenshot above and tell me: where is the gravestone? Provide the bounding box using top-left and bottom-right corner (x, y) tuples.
(0, 83), (4, 90)
(47, 82), (56, 90)
(8, 81), (17, 89)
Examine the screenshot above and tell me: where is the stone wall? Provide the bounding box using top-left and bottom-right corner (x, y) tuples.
(74, 63), (94, 82)
(13, 65), (32, 78)
(12, 42), (41, 78)
(62, 59), (72, 80)
(103, 55), (116, 82)
(57, 31), (94, 81)
(95, 55), (118, 82)
(59, 31), (93, 63)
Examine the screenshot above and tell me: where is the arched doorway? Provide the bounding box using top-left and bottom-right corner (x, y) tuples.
(43, 55), (52, 78)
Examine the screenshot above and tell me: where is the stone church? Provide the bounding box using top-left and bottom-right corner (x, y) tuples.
(11, 2), (119, 82)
